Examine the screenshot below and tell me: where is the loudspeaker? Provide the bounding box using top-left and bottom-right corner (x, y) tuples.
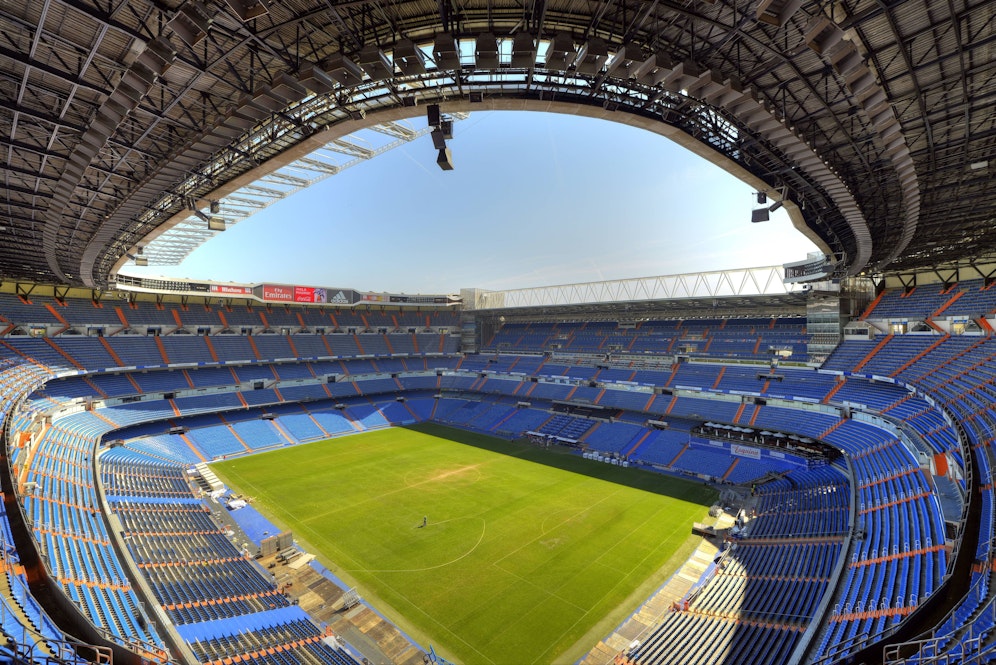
(431, 128), (447, 150)
(436, 147), (454, 171)
(427, 104), (440, 127)
(751, 208), (770, 223)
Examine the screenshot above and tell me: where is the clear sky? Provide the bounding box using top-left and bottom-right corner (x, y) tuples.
(122, 111), (820, 294)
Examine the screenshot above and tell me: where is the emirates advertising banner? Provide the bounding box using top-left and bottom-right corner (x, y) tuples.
(261, 284), (294, 302)
(258, 284), (357, 305)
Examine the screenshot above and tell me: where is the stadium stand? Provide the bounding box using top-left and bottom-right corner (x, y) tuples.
(4, 1), (996, 661)
(0, 279), (991, 665)
(631, 467), (849, 665)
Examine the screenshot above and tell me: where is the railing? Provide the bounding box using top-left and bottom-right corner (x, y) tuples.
(884, 580), (996, 665)
(0, 538), (113, 664)
(3, 410), (175, 664)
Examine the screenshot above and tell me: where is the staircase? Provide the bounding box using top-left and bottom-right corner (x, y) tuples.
(193, 463), (224, 492)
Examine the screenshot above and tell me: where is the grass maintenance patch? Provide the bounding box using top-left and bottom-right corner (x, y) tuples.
(213, 423), (716, 665)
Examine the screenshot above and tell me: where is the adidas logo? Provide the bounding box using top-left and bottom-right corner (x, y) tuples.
(330, 290), (349, 304)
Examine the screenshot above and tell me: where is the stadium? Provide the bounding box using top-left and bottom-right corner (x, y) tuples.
(0, 0), (994, 664)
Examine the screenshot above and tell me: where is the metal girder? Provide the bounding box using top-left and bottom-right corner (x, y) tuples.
(135, 119), (449, 266)
(325, 139), (375, 159)
(471, 266), (805, 310)
(0, 0), (992, 295)
(294, 157), (342, 174)
(369, 121), (419, 140)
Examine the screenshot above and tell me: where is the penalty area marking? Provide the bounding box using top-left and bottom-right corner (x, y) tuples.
(346, 516), (487, 573)
(300, 463), (484, 524)
(403, 463), (483, 489)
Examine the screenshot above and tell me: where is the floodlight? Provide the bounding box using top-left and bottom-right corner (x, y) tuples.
(755, 0), (803, 27)
(845, 66), (875, 94)
(687, 69), (725, 99)
(248, 85), (285, 113)
(102, 98), (130, 125)
(298, 64), (335, 94)
(358, 44), (393, 80)
(122, 63), (157, 90)
(635, 52), (674, 85)
(269, 72), (308, 105)
(575, 38), (608, 74)
(168, 3), (213, 47)
(232, 95), (270, 120)
(510, 33), (537, 69)
(433, 34), (460, 70)
(804, 16), (842, 55)
(830, 44), (863, 76)
(475, 33), (499, 69)
(167, 14), (205, 47)
(117, 81), (148, 106)
(394, 39), (426, 75)
(662, 60), (703, 93)
(136, 38), (176, 76)
(544, 33), (576, 71)
(323, 54), (364, 86)
(224, 0), (268, 21)
(606, 43), (644, 79)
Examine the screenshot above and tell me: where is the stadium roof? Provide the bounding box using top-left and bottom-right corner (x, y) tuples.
(2, 0), (994, 289)
(467, 265), (810, 311)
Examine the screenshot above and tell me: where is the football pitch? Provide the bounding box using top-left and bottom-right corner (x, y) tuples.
(213, 424), (717, 665)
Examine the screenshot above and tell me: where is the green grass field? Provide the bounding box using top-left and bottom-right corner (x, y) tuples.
(213, 424), (716, 665)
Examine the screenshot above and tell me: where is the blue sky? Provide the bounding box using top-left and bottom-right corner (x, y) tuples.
(124, 111), (819, 294)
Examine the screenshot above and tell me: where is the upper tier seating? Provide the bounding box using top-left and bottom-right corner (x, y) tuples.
(484, 317), (809, 362)
(861, 279), (996, 321)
